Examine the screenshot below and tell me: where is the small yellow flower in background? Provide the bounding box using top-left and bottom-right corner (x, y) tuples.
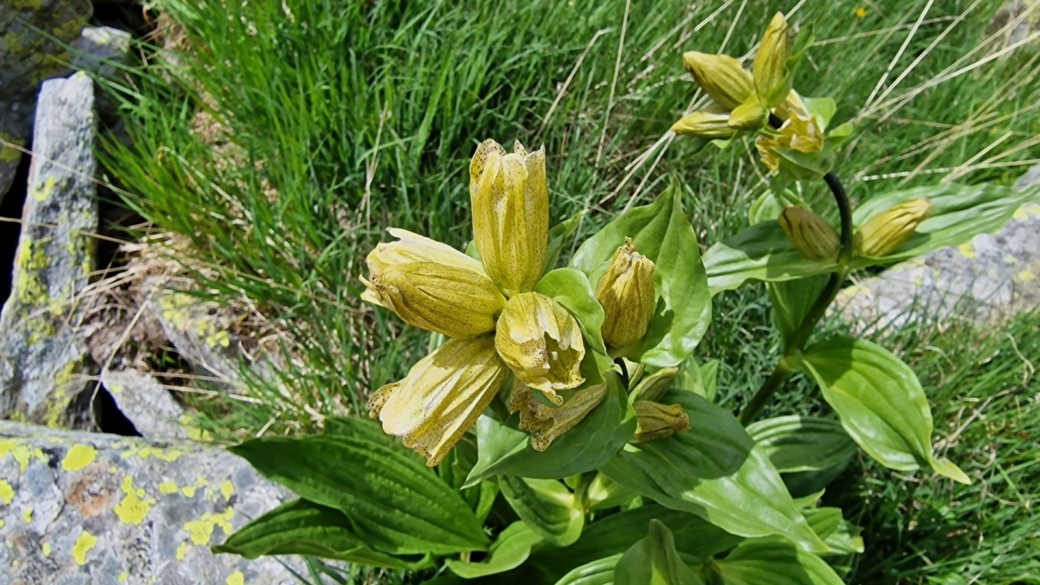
(855, 7), (869, 18)
(495, 292), (586, 403)
(682, 52), (755, 110)
(779, 207), (840, 262)
(753, 13), (793, 106)
(595, 238), (657, 349)
(363, 139), (592, 465)
(510, 382), (610, 452)
(362, 229), (505, 339)
(754, 110), (825, 171)
(671, 107), (738, 139)
(470, 139), (549, 297)
(855, 198), (933, 257)
(371, 337), (508, 466)
(632, 401), (690, 443)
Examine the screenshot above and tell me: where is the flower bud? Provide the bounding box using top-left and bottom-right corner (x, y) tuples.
(754, 110), (824, 172)
(728, 98), (767, 130)
(596, 238), (657, 349)
(495, 292), (586, 402)
(378, 336), (508, 466)
(854, 198), (933, 257)
(470, 139), (549, 296)
(628, 367), (679, 403)
(778, 206), (840, 262)
(510, 382), (609, 451)
(671, 107), (738, 139)
(753, 12), (792, 106)
(682, 52), (754, 110)
(632, 401), (690, 443)
(362, 229), (506, 339)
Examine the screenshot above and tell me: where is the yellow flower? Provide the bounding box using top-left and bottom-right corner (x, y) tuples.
(362, 229), (506, 339)
(595, 238), (657, 349)
(495, 292), (586, 403)
(854, 198), (933, 257)
(753, 12), (792, 106)
(682, 52), (754, 110)
(754, 110), (824, 171)
(671, 107), (738, 139)
(778, 206), (840, 262)
(373, 337), (508, 466)
(855, 7), (868, 18)
(627, 367), (679, 403)
(728, 98), (767, 131)
(632, 401), (690, 443)
(364, 140), (592, 465)
(470, 139), (549, 297)
(510, 382), (610, 452)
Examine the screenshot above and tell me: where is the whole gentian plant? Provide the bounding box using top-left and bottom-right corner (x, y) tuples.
(216, 12), (1038, 584)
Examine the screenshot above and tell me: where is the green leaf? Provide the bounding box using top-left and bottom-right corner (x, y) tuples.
(746, 416), (857, 474)
(571, 178), (711, 367)
(553, 554), (623, 585)
(446, 522), (545, 579)
(230, 417), (489, 555)
(700, 360), (719, 403)
(584, 472), (637, 511)
(213, 499), (432, 570)
(603, 391), (829, 553)
(500, 476), (584, 547)
(465, 376), (636, 485)
(536, 268), (607, 354)
(529, 504), (741, 579)
(545, 210), (587, 273)
(768, 275), (828, 349)
(712, 539), (844, 585)
(802, 508), (842, 541)
(852, 183), (1040, 264)
(748, 191), (784, 225)
(614, 520), (704, 585)
(800, 97), (836, 130)
(703, 221), (836, 295)
(800, 336), (969, 484)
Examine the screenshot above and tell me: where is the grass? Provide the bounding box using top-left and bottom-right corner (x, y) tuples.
(91, 0), (1040, 582)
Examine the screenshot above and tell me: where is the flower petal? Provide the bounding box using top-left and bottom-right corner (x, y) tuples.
(495, 292), (585, 401)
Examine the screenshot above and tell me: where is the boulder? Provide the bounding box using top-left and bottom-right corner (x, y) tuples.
(0, 422), (301, 584)
(834, 167), (1040, 333)
(0, 74), (98, 428)
(100, 368), (192, 440)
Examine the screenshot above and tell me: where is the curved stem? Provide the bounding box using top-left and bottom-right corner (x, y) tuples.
(738, 130), (856, 425)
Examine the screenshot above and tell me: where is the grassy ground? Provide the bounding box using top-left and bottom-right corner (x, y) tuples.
(97, 0), (1040, 582)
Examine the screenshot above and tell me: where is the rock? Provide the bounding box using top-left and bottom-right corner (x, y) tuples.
(0, 74), (99, 429)
(71, 26), (133, 81)
(99, 368), (191, 440)
(0, 421), (301, 584)
(834, 168), (1040, 333)
(0, 0), (92, 204)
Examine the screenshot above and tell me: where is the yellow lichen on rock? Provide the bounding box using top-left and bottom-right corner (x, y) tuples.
(0, 479), (14, 504)
(114, 475), (156, 525)
(227, 571), (245, 585)
(183, 507), (235, 545)
(61, 444), (98, 471)
(0, 438), (47, 473)
(72, 530), (98, 565)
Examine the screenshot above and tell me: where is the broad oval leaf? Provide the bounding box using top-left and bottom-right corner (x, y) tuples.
(230, 418), (489, 555)
(500, 476), (584, 547)
(713, 539), (844, 585)
(536, 268), (607, 354)
(445, 522), (544, 579)
(747, 415), (857, 474)
(703, 221), (836, 295)
(554, 554), (623, 585)
(571, 178), (711, 367)
(768, 275), (829, 349)
(213, 498), (432, 570)
(545, 210), (587, 273)
(614, 520), (704, 585)
(800, 336), (969, 484)
(851, 183), (1040, 264)
(603, 391), (829, 553)
(465, 376), (635, 485)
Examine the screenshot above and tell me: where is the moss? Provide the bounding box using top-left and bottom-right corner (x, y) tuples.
(10, 0), (42, 9)
(0, 131), (24, 162)
(15, 238), (52, 307)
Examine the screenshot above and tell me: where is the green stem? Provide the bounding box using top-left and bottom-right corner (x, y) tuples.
(738, 134), (855, 424)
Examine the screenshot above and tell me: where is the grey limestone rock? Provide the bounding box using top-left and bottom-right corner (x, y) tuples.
(0, 422), (300, 585)
(100, 368), (191, 440)
(834, 167), (1040, 333)
(71, 26), (133, 81)
(0, 74), (98, 428)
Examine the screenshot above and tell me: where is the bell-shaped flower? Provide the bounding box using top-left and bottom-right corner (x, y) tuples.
(632, 401), (690, 443)
(671, 106), (738, 139)
(509, 382), (610, 452)
(371, 336), (508, 466)
(495, 292), (586, 403)
(469, 139), (549, 297)
(854, 198), (933, 257)
(753, 12), (792, 106)
(754, 109), (825, 171)
(682, 52), (754, 110)
(595, 238), (657, 349)
(362, 229), (506, 339)
(779, 206), (840, 262)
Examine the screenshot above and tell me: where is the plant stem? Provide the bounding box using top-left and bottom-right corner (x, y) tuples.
(738, 131), (855, 425)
